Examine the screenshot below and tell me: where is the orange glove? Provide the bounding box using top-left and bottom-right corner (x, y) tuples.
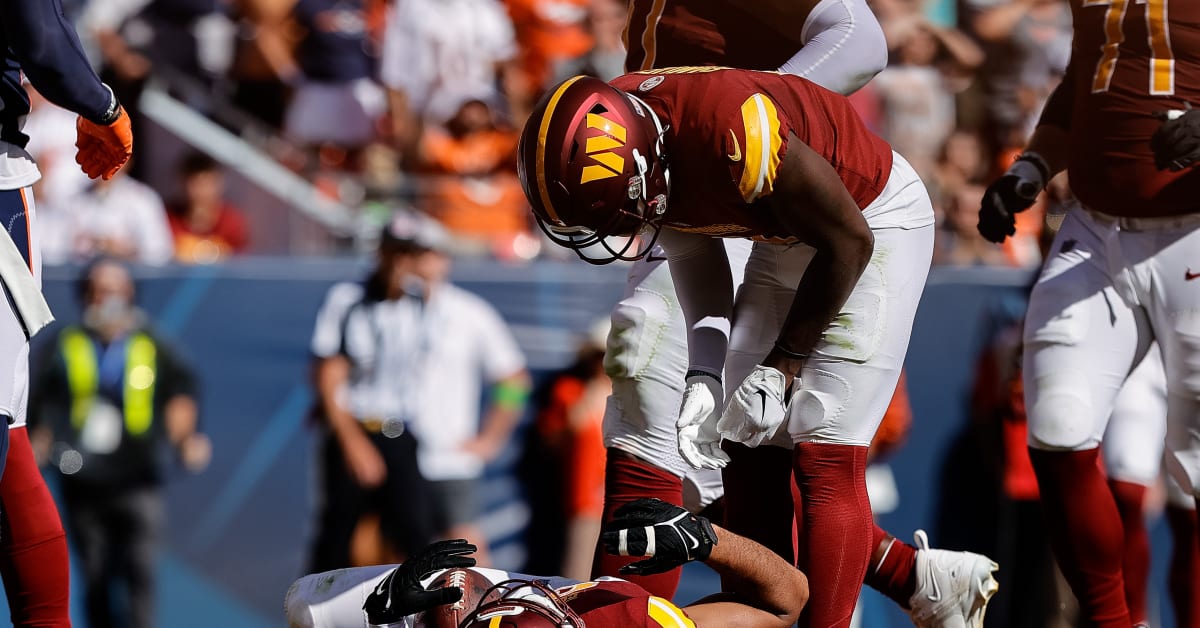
(75, 105), (133, 180)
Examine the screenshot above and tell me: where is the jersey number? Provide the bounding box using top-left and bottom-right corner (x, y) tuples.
(1085, 0), (1174, 95)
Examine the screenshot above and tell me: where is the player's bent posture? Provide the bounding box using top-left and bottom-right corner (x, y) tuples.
(285, 498), (809, 628)
(977, 0), (1200, 624)
(598, 4), (994, 626)
(598, 0), (888, 598)
(0, 0), (133, 625)
(516, 69), (998, 627)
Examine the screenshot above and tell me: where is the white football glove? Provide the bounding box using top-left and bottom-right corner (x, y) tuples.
(718, 365), (788, 448)
(676, 373), (730, 470)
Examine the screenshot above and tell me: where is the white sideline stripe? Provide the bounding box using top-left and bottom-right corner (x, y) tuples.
(139, 85), (356, 233)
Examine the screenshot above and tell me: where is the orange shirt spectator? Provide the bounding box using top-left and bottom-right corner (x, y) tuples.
(416, 99), (530, 250)
(540, 376), (608, 520)
(871, 371), (913, 461)
(505, 0), (593, 93)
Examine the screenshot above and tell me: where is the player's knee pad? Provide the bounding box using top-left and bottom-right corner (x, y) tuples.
(1165, 450), (1200, 502)
(1025, 365), (1102, 451)
(1165, 403), (1200, 500)
(603, 379), (688, 479)
(1166, 471), (1197, 510)
(786, 368), (870, 446)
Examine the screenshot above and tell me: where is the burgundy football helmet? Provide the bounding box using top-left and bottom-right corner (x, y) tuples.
(458, 579), (585, 627)
(517, 75), (670, 264)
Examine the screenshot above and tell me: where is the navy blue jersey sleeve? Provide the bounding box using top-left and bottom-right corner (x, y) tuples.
(2, 0), (113, 123)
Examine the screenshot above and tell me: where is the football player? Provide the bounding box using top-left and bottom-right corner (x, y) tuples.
(1100, 344), (1199, 625)
(0, 0), (133, 625)
(977, 0), (1200, 623)
(286, 498), (810, 628)
(597, 2), (995, 626)
(517, 68), (998, 627)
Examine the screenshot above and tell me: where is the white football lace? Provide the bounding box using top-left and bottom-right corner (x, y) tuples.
(449, 570), (468, 610)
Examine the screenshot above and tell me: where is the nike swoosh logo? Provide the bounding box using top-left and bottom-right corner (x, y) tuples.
(1187, 268), (1200, 281)
(727, 129), (742, 162)
(927, 566), (943, 602)
(646, 253), (668, 263)
(374, 571), (392, 597)
(755, 389), (768, 426)
(680, 526), (700, 551)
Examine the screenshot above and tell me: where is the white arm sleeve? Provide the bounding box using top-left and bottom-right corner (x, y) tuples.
(657, 229), (735, 380)
(285, 565), (399, 628)
(776, 0), (888, 95)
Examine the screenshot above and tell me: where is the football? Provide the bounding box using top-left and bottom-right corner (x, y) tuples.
(421, 568), (493, 628)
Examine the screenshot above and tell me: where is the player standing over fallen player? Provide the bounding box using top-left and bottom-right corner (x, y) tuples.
(976, 0), (1200, 624)
(599, 7), (885, 592)
(0, 1), (133, 625)
(596, 3), (996, 626)
(518, 67), (998, 627)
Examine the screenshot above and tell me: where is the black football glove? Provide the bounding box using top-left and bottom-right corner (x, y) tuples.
(1151, 105), (1200, 171)
(599, 498), (717, 576)
(363, 539), (477, 625)
(977, 153), (1049, 243)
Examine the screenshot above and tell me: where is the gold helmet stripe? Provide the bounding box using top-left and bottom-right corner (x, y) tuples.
(536, 76), (586, 224)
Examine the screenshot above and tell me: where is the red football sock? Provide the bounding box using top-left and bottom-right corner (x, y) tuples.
(590, 449), (684, 598)
(1028, 448), (1130, 628)
(0, 427), (71, 627)
(793, 443), (872, 628)
(1108, 479), (1149, 623)
(1166, 504), (1200, 628)
(864, 524), (918, 609)
(722, 441), (796, 564)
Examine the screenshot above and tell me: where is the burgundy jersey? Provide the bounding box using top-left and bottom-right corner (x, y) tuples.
(556, 578), (697, 626)
(623, 0), (801, 72)
(610, 68), (893, 241)
(1064, 0), (1200, 217)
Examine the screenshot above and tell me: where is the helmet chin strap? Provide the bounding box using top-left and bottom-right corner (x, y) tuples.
(625, 93), (669, 193)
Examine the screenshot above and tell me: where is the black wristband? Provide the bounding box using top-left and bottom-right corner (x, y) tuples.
(772, 342), (809, 361)
(1015, 152), (1051, 184)
(96, 84), (122, 125)
(685, 369), (721, 385)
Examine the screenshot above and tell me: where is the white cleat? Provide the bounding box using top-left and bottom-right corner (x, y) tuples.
(907, 529), (999, 628)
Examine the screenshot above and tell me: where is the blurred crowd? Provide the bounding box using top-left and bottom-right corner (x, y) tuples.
(27, 0), (1072, 267)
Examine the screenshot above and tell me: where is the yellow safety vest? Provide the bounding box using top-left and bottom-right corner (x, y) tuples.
(60, 327), (157, 437)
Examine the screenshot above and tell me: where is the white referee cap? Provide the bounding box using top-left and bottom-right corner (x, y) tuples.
(381, 210), (450, 252)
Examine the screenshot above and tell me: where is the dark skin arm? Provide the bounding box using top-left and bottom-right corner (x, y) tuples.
(759, 133), (875, 387)
(683, 524), (809, 628)
(1022, 55), (1076, 175)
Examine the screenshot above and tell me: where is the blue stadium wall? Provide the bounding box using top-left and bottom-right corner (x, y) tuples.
(0, 258), (1179, 628)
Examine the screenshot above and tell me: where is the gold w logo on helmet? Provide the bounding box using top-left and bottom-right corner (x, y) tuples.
(580, 113), (627, 184)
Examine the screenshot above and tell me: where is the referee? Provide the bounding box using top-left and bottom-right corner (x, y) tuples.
(308, 212), (529, 570)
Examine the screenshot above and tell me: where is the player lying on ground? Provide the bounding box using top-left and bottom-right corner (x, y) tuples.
(285, 498), (808, 628)
(516, 68), (998, 627)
